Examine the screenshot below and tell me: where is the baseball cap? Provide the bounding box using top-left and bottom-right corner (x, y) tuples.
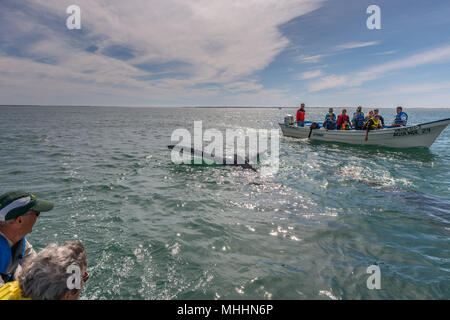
(0, 191), (54, 221)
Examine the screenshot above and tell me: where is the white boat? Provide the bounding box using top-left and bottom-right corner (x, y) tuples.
(279, 118), (450, 148)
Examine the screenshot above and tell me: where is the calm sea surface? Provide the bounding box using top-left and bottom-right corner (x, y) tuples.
(0, 106), (449, 299)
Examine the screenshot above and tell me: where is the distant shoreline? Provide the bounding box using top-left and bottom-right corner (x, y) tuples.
(1, 105), (450, 109)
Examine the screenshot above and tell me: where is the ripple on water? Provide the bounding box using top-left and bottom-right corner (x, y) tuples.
(2, 106), (449, 299)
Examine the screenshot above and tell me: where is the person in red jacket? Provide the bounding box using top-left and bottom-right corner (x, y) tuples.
(337, 109), (350, 130)
(296, 103), (306, 127)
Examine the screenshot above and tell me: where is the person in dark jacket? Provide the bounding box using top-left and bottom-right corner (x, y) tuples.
(373, 109), (385, 127)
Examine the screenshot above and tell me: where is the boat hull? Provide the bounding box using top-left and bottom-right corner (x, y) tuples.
(279, 118), (450, 148)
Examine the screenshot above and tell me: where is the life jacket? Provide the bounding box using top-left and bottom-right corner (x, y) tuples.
(363, 118), (380, 130)
(341, 123), (349, 130)
(0, 281), (30, 300)
(324, 113), (336, 122)
(354, 112), (364, 120)
(369, 118), (380, 130)
(337, 114), (349, 128)
(364, 116), (372, 125)
(394, 112), (408, 125)
(353, 112), (365, 128)
(0, 235), (26, 284)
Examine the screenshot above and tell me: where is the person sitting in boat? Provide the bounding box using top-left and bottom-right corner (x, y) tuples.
(341, 119), (351, 130)
(337, 109), (350, 130)
(0, 191), (54, 287)
(392, 106), (408, 126)
(296, 103), (306, 127)
(373, 109), (385, 127)
(0, 241), (88, 300)
(364, 110), (374, 122)
(364, 114), (383, 141)
(323, 108), (337, 130)
(352, 106), (365, 130)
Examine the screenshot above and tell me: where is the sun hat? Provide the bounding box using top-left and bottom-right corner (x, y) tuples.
(0, 191), (54, 221)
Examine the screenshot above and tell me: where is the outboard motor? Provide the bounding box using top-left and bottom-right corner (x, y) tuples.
(284, 114), (294, 126)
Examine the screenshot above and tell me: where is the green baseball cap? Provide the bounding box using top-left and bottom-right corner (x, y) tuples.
(0, 190), (54, 221)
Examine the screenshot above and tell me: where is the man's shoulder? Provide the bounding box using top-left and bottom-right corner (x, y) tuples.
(0, 233), (9, 246)
(0, 235), (12, 274)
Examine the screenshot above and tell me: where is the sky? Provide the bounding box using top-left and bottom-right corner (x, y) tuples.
(1, 0), (450, 107)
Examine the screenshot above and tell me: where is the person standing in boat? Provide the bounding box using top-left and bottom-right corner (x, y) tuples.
(392, 106), (408, 126)
(373, 109), (385, 127)
(323, 108), (337, 130)
(352, 106), (365, 130)
(337, 109), (350, 130)
(296, 103), (306, 127)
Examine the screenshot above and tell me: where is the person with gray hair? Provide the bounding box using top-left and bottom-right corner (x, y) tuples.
(10, 241), (88, 300)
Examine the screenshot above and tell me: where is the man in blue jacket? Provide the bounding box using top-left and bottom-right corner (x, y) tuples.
(0, 191), (54, 286)
(392, 106), (408, 126)
(352, 106), (365, 130)
(323, 108), (337, 130)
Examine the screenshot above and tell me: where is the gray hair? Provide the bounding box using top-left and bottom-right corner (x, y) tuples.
(17, 241), (87, 300)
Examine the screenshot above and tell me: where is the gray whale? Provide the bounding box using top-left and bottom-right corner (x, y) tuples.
(168, 145), (260, 171)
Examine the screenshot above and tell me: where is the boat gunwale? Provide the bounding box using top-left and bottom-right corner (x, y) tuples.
(279, 118), (450, 136)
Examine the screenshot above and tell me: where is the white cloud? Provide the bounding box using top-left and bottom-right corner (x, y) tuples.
(372, 50), (398, 56)
(296, 54), (328, 64)
(334, 41), (379, 51)
(308, 44), (450, 92)
(308, 74), (348, 92)
(0, 0), (324, 105)
(296, 41), (379, 65)
(295, 69), (323, 80)
(372, 81), (450, 95)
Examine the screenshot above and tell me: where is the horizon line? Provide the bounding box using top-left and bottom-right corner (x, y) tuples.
(1, 104), (450, 109)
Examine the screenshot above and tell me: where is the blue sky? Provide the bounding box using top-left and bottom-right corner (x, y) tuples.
(1, 0), (450, 107)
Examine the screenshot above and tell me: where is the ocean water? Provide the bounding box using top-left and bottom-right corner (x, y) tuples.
(0, 106), (449, 300)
